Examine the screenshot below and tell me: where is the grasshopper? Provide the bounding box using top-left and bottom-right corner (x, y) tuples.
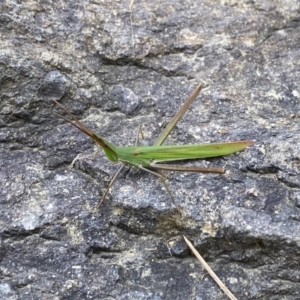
(53, 84), (252, 209)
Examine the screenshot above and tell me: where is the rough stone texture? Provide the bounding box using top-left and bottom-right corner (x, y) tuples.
(0, 0), (300, 299)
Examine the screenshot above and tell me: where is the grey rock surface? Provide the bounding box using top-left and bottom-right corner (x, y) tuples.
(1, 0), (300, 299)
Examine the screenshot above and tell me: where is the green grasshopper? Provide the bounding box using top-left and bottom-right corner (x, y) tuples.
(53, 83), (253, 209)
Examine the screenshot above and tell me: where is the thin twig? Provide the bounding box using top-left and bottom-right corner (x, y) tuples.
(183, 236), (238, 300)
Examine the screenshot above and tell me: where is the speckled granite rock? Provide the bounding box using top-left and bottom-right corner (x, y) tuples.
(1, 0), (300, 299)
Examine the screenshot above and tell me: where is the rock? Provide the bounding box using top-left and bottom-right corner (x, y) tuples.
(1, 1), (300, 299)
